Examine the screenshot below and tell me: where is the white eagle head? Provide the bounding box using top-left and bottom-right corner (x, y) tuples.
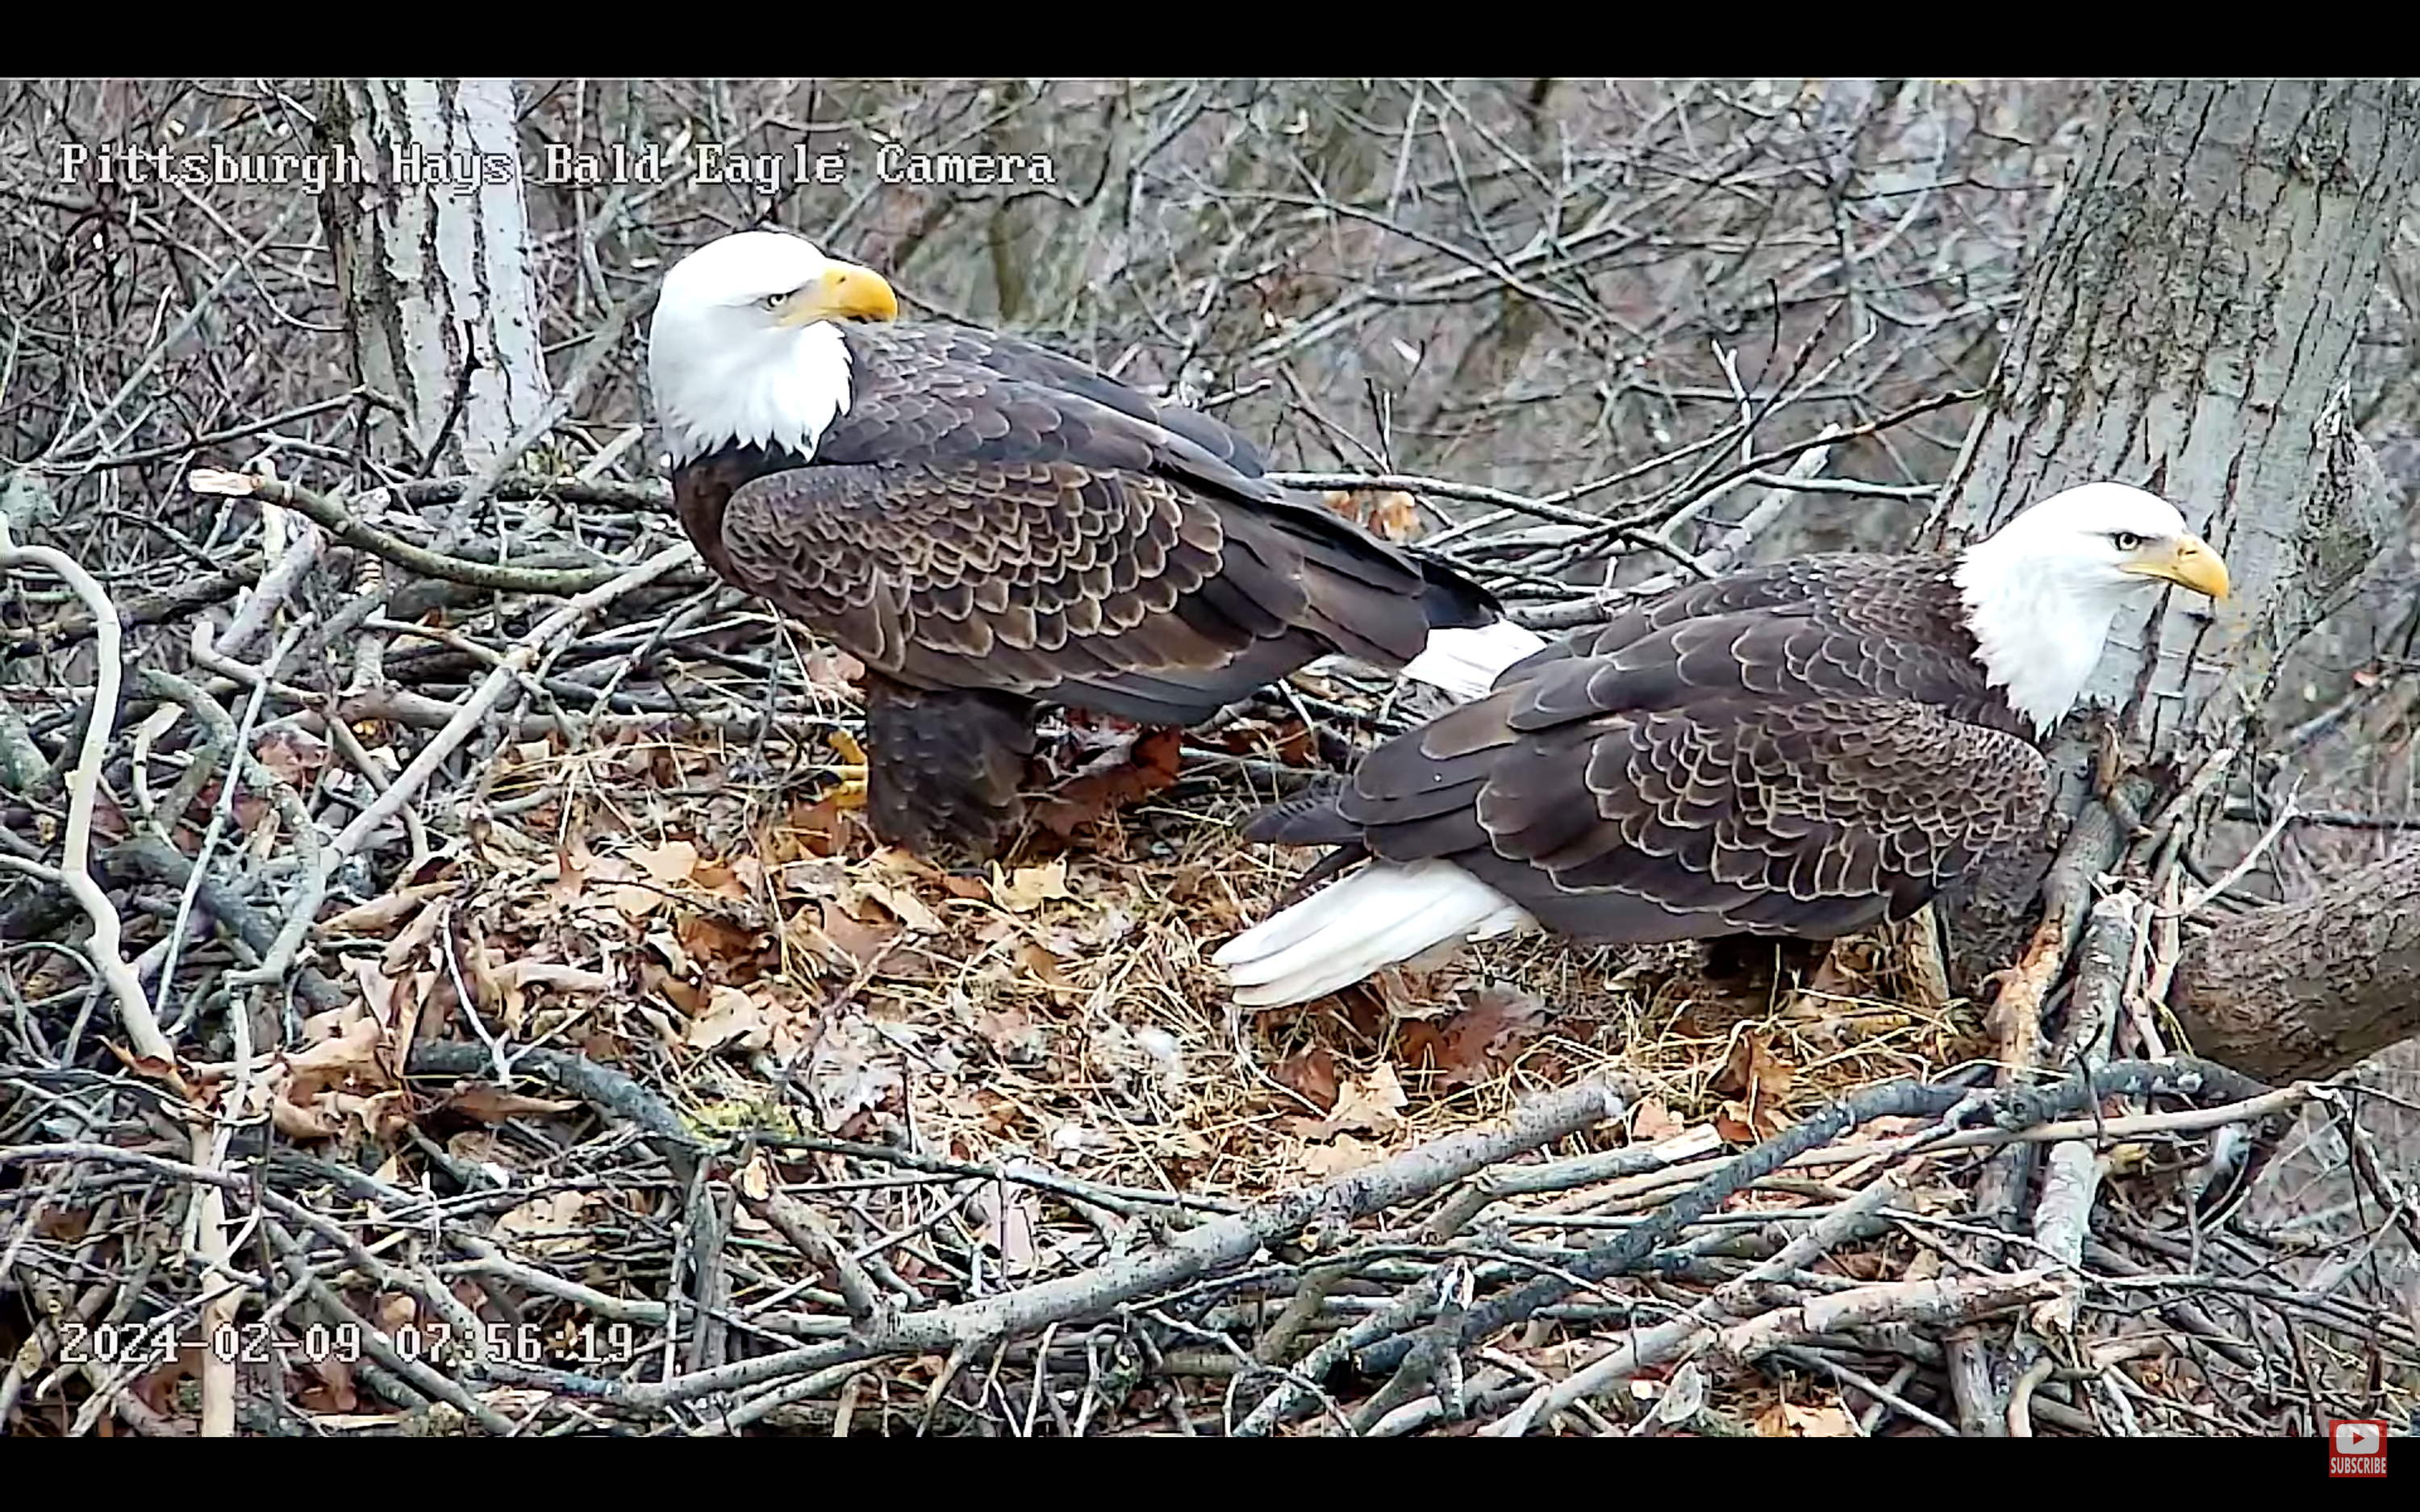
(1956, 481), (2230, 734)
(647, 230), (899, 466)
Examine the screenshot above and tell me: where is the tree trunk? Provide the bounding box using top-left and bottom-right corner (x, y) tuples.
(2171, 841), (2420, 1081)
(1932, 80), (2420, 983)
(316, 78), (551, 479)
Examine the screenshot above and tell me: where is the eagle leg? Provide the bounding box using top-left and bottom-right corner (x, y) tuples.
(862, 673), (1039, 865)
(1700, 935), (1836, 997)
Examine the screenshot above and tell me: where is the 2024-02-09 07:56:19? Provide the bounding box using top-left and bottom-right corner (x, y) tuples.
(55, 1316), (645, 1368)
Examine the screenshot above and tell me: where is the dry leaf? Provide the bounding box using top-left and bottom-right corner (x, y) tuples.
(675, 912), (762, 969)
(1272, 1046), (1341, 1112)
(856, 876), (941, 934)
(495, 1189), (597, 1257)
(1298, 1133), (1382, 1177)
(686, 984), (773, 1052)
(285, 1012), (386, 1098)
(439, 1083), (579, 1125)
(492, 961), (614, 998)
(978, 1181), (1042, 1278)
(320, 883), (451, 935)
(1323, 1062), (1408, 1137)
(632, 839), (700, 885)
(271, 1088), (344, 1140)
(1653, 1361), (1709, 1426)
(1632, 1098), (1687, 1143)
(254, 727), (328, 788)
(975, 1002), (1048, 1064)
(1755, 1400), (1859, 1438)
(1402, 985), (1550, 1088)
(991, 856), (1072, 914)
(808, 1014), (902, 1132)
(1717, 1033), (1796, 1102)
(811, 900), (899, 970)
(1364, 489), (1421, 541)
(1031, 727), (1184, 837)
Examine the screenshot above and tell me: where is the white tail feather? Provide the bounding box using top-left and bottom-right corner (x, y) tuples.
(1397, 621), (1551, 702)
(1213, 859), (1536, 1007)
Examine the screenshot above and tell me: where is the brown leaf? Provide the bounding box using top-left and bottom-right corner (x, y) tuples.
(1715, 1033), (1796, 1106)
(1714, 1098), (1785, 1143)
(1755, 1400), (1859, 1438)
(1407, 985), (1551, 1088)
(1298, 1133), (1383, 1177)
(439, 1083), (580, 1125)
(320, 882), (450, 935)
(1272, 1045), (1341, 1112)
(1032, 727), (1183, 837)
(285, 1012), (386, 1098)
(271, 1088), (344, 1140)
(1017, 939), (1079, 998)
(1632, 1098), (1687, 1143)
(1323, 1062), (1408, 1137)
(975, 1002), (1047, 1063)
(676, 912), (763, 970)
(812, 901), (899, 970)
(686, 984), (773, 1052)
(990, 856), (1072, 914)
(632, 839), (701, 885)
(295, 1354), (358, 1415)
(495, 1189), (598, 1257)
(254, 727), (328, 788)
(1366, 489), (1421, 541)
(857, 875), (942, 934)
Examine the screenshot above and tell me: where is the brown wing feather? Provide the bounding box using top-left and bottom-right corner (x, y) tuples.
(714, 459), (1415, 723)
(686, 321), (1499, 725)
(1250, 559), (2050, 942)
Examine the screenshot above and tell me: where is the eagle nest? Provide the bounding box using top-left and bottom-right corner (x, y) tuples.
(6, 464), (2381, 1440)
(216, 633), (2305, 1439)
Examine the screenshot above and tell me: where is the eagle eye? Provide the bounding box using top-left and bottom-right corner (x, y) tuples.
(761, 291), (790, 311)
(2110, 531), (2145, 552)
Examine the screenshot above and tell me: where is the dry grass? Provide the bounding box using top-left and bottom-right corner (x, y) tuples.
(394, 688), (1984, 1209)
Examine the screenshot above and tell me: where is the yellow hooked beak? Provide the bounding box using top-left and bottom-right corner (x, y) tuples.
(2126, 533), (2230, 601)
(775, 259), (899, 325)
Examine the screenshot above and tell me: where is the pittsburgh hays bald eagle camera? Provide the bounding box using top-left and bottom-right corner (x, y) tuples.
(647, 230), (1508, 863)
(1214, 483), (2230, 1007)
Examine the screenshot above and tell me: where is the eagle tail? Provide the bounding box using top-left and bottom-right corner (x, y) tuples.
(1212, 858), (1536, 1007)
(1416, 556), (1502, 630)
(1397, 619), (1552, 702)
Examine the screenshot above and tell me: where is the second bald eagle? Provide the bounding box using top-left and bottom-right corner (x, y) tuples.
(648, 231), (1511, 861)
(1215, 484), (2231, 1006)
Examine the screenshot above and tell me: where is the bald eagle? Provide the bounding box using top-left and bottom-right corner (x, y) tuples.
(647, 230), (1508, 861)
(1213, 483), (2230, 1007)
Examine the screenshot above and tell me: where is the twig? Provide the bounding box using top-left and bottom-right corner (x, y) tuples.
(0, 523), (170, 1065)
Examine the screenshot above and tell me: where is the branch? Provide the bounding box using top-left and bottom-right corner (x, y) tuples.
(0, 524), (170, 1065)
(186, 469), (653, 596)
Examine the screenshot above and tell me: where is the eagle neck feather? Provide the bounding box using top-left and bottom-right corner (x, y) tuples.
(665, 320), (854, 465)
(1953, 539), (2128, 737)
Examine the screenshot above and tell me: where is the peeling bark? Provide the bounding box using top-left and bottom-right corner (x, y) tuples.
(1931, 80), (2420, 982)
(2171, 841), (2420, 1082)
(317, 78), (550, 476)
